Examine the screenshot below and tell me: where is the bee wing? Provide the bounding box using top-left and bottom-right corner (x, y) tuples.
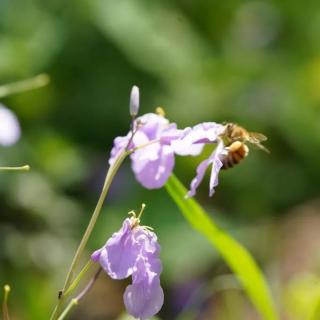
(251, 142), (270, 153)
(248, 132), (268, 143)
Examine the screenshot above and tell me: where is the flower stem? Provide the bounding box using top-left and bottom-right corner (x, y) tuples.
(75, 267), (102, 301)
(132, 138), (160, 152)
(50, 150), (128, 320)
(0, 74), (50, 98)
(57, 268), (102, 320)
(57, 299), (77, 320)
(0, 165), (30, 171)
(2, 285), (10, 320)
(63, 260), (93, 298)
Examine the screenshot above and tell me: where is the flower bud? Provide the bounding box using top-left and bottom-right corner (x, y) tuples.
(129, 85), (140, 117)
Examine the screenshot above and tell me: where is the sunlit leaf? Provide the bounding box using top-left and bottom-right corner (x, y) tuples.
(165, 175), (278, 320)
(284, 273), (320, 320)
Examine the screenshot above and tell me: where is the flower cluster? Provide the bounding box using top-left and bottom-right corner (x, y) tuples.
(109, 87), (228, 197)
(92, 206), (163, 320)
(96, 87), (266, 319)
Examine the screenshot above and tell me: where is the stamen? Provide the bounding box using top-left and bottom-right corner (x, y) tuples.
(142, 225), (154, 231)
(137, 203), (146, 220)
(155, 107), (166, 117)
(128, 204), (146, 229)
(128, 210), (137, 218)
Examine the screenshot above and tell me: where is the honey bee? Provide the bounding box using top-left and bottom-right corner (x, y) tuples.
(221, 123), (269, 169)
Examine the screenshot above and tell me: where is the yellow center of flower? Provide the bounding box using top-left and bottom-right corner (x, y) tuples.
(155, 107), (166, 117)
(128, 203), (146, 228)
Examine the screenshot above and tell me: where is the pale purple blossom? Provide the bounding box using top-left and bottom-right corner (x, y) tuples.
(187, 140), (226, 197)
(109, 113), (182, 189)
(172, 122), (227, 197)
(0, 104), (20, 146)
(124, 269), (163, 320)
(92, 216), (163, 320)
(172, 122), (225, 156)
(91, 218), (139, 279)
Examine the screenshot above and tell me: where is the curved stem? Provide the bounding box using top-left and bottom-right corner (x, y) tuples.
(57, 268), (102, 320)
(50, 150), (128, 320)
(63, 260), (93, 298)
(76, 267), (102, 301)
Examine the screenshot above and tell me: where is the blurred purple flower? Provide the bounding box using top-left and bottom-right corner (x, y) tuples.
(92, 215), (163, 319)
(109, 113), (182, 189)
(0, 104), (20, 146)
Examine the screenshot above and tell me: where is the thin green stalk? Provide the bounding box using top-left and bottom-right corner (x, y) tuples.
(50, 150), (128, 320)
(57, 299), (77, 320)
(0, 74), (49, 98)
(2, 285), (10, 320)
(63, 260), (93, 298)
(58, 268), (102, 320)
(0, 165), (30, 171)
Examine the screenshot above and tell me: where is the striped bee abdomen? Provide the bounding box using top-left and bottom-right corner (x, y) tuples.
(221, 141), (249, 169)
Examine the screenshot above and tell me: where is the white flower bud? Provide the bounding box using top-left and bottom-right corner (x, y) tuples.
(129, 85), (140, 117)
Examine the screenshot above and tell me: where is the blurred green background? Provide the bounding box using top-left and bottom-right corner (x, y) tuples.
(1, 0), (320, 319)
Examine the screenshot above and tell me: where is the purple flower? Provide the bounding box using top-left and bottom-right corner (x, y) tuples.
(109, 113), (182, 189)
(0, 104), (20, 146)
(188, 140), (226, 197)
(110, 86), (229, 197)
(172, 122), (225, 156)
(172, 122), (227, 197)
(92, 212), (163, 319)
(124, 269), (163, 320)
(91, 218), (139, 279)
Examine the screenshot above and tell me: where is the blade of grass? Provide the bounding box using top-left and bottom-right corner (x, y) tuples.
(165, 175), (278, 320)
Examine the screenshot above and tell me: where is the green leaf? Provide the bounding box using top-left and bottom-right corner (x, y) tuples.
(165, 175), (278, 320)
